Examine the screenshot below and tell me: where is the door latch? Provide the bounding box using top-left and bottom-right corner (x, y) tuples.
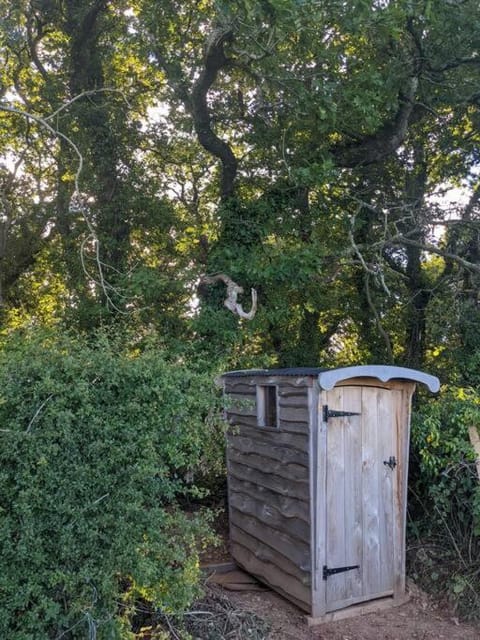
(383, 456), (397, 470)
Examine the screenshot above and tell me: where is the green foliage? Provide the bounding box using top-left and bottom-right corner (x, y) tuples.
(0, 328), (224, 639)
(3, 0), (480, 626)
(411, 387), (480, 533)
(409, 388), (480, 619)
(1, 0), (480, 371)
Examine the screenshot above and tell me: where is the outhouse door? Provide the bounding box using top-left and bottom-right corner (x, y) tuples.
(320, 384), (400, 613)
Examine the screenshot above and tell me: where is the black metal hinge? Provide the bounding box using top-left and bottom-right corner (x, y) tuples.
(322, 405), (361, 422)
(323, 564), (360, 580)
(383, 456), (397, 470)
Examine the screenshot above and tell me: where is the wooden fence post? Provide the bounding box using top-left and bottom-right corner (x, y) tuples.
(468, 426), (480, 481)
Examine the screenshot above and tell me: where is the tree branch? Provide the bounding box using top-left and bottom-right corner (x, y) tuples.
(0, 93), (129, 313)
(190, 24), (238, 200)
(153, 22), (238, 201)
(201, 273), (257, 320)
(462, 182), (480, 221)
(386, 235), (480, 274)
(427, 56), (480, 74)
(364, 274), (394, 362)
(334, 76), (419, 167)
(26, 12), (49, 81)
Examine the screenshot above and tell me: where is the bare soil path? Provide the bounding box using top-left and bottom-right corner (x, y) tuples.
(198, 514), (479, 640)
(221, 582), (480, 640)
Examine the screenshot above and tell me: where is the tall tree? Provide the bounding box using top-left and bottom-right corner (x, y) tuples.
(1, 0), (480, 377)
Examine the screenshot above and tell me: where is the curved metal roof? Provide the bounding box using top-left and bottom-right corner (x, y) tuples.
(222, 365), (440, 392)
(317, 365), (440, 393)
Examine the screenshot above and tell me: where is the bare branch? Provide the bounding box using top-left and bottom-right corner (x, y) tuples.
(348, 209), (392, 296)
(201, 273), (258, 320)
(45, 88), (131, 122)
(386, 235), (480, 274)
(25, 394), (53, 433)
(364, 274), (394, 362)
(0, 103), (85, 191)
(0, 93), (130, 313)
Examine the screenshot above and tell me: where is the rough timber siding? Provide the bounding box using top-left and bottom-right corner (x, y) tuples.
(223, 367), (439, 623)
(225, 377), (312, 611)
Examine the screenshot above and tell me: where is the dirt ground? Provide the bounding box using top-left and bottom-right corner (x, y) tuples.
(218, 580), (480, 640)
(199, 514), (480, 640)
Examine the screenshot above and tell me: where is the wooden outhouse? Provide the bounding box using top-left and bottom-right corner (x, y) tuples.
(220, 365), (440, 623)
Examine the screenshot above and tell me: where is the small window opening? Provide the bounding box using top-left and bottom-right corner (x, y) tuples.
(257, 385), (278, 428)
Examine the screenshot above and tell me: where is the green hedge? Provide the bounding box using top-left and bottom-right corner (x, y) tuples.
(411, 387), (480, 534)
(409, 387), (480, 619)
(0, 329), (223, 639)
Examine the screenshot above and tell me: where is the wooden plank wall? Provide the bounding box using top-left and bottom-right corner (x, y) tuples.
(224, 377), (313, 612)
(314, 380), (414, 618)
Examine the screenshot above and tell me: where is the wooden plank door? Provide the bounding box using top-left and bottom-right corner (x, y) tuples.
(323, 385), (398, 613)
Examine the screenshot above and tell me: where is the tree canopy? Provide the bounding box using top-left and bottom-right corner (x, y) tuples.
(1, 0), (480, 379)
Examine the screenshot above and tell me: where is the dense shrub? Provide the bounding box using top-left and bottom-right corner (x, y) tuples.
(409, 388), (480, 619)
(0, 328), (224, 639)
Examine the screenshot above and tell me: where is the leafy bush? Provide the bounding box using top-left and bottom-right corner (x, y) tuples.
(408, 388), (480, 619)
(0, 328), (224, 639)
(411, 388), (480, 532)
